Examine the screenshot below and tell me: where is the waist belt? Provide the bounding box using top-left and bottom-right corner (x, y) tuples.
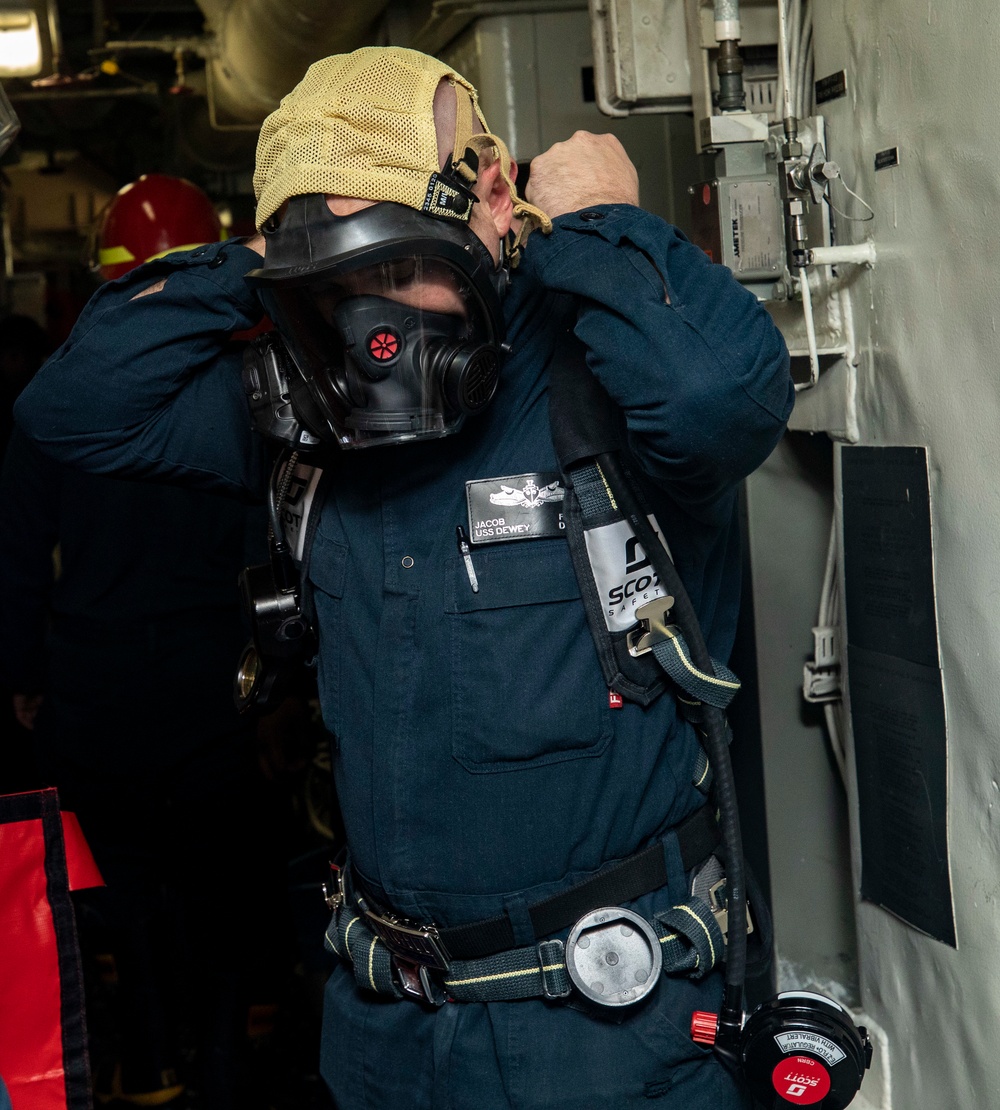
(422, 801), (719, 962)
(324, 803), (725, 1006)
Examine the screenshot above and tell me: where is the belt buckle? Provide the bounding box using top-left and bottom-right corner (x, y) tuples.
(360, 903), (452, 973)
(393, 958), (448, 1006)
(322, 862), (346, 912)
(708, 878), (755, 944)
(626, 597), (677, 658)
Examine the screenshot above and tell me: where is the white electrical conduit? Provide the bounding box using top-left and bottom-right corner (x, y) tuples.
(713, 0), (741, 42)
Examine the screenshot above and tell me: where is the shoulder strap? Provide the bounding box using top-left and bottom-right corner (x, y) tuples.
(547, 333), (740, 712)
(548, 334), (665, 705)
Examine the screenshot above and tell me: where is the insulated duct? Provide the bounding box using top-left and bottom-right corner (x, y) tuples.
(194, 0), (393, 128)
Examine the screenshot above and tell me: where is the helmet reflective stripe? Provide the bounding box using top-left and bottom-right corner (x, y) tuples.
(97, 245), (136, 267)
(96, 173), (223, 282)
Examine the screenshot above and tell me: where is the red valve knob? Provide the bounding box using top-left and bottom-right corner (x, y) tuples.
(691, 1010), (719, 1045)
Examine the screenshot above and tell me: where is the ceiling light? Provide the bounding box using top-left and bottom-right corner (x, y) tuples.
(0, 10), (42, 77)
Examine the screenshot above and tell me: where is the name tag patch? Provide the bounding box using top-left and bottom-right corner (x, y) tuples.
(466, 472), (566, 544)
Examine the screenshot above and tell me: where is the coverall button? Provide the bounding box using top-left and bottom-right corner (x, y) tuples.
(578, 209), (605, 221)
(401, 556), (415, 569)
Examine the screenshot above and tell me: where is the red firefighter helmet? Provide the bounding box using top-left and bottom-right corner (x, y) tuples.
(97, 173), (224, 281)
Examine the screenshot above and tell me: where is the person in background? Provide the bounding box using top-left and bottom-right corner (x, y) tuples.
(15, 49), (793, 1109)
(0, 174), (285, 1110)
(0, 312), (49, 460)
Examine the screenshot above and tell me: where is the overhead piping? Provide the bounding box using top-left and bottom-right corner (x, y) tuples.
(194, 0), (393, 128)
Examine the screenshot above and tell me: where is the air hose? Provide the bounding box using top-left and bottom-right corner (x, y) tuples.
(595, 451), (747, 1049)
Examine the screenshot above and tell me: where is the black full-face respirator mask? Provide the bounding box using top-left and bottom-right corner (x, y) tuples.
(242, 193), (509, 452)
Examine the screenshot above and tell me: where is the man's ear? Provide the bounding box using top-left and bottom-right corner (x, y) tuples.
(477, 157), (516, 239)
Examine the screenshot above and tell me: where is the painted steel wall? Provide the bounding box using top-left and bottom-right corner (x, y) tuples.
(789, 1), (1000, 1105)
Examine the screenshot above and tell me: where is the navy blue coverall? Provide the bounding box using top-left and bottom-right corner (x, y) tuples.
(16, 203), (793, 1109)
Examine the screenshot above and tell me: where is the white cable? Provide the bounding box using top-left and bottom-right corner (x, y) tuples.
(793, 0), (812, 117)
(817, 517), (848, 785)
(824, 703), (848, 782)
(794, 268), (820, 390)
(795, 22), (812, 119)
(818, 510), (837, 621)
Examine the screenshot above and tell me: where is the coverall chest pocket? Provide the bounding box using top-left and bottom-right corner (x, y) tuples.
(447, 540), (613, 772)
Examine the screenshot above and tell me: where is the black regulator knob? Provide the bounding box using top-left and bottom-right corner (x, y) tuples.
(693, 991), (872, 1108)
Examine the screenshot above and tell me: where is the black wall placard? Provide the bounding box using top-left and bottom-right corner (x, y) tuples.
(841, 445), (955, 946)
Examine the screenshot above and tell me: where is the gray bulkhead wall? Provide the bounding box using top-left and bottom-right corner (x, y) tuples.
(780, 0), (1000, 1105)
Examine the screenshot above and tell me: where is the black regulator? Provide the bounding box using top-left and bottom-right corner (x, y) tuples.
(692, 990), (872, 1108)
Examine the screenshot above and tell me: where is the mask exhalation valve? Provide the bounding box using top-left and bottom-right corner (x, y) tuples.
(430, 340), (500, 415)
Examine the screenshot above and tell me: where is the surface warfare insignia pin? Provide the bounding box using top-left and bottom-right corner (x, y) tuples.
(466, 472), (566, 544)
(489, 477), (564, 509)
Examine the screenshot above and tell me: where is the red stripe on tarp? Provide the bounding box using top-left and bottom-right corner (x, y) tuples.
(60, 813), (103, 892)
(0, 818), (70, 1110)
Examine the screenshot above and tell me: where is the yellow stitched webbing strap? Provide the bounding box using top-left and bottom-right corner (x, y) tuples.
(654, 897), (725, 981)
(650, 627), (741, 710)
(465, 130), (553, 266)
(326, 904), (402, 997)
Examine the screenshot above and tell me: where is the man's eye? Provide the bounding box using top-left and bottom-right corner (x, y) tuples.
(381, 259), (417, 285)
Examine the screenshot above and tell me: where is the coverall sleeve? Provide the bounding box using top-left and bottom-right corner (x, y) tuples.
(522, 205), (794, 510)
(14, 240), (268, 498)
(0, 429), (59, 693)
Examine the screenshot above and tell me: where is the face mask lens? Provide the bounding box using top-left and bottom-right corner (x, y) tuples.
(314, 257), (471, 323)
(264, 252), (498, 449)
(250, 199), (508, 450)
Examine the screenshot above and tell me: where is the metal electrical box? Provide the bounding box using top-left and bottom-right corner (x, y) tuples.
(690, 176), (783, 280)
(588, 0), (692, 116)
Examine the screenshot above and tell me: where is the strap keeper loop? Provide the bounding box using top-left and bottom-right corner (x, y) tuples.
(537, 939), (571, 999)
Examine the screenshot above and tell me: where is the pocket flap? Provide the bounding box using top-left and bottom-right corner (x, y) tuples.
(449, 540), (581, 613)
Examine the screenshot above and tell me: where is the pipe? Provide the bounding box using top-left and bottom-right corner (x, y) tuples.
(713, 0), (741, 42)
(713, 0), (745, 111)
(776, 0), (790, 127)
(807, 243), (877, 267)
(195, 0), (392, 127)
